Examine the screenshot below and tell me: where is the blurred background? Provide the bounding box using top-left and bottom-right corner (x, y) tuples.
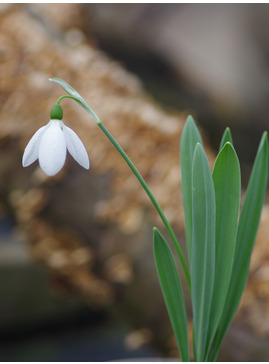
(1, 3), (269, 361)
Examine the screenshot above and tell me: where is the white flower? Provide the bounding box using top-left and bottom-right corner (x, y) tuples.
(22, 119), (90, 176)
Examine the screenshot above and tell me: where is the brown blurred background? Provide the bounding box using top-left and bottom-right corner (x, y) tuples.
(1, 3), (269, 361)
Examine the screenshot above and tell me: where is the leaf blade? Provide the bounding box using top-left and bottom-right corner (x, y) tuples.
(209, 132), (268, 360)
(206, 142), (240, 356)
(191, 143), (215, 361)
(153, 228), (189, 362)
(180, 116), (203, 264)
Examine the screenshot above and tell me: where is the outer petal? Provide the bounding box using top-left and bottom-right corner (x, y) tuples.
(63, 123), (90, 170)
(38, 120), (67, 176)
(22, 125), (48, 167)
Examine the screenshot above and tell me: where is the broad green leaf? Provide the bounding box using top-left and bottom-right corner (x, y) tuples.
(153, 228), (189, 361)
(191, 143), (215, 361)
(205, 142), (240, 357)
(180, 116), (203, 264)
(219, 127), (233, 151)
(208, 132), (268, 361)
(49, 78), (101, 124)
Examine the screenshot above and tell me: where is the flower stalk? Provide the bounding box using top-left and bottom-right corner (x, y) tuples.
(97, 121), (191, 288)
(52, 79), (191, 288)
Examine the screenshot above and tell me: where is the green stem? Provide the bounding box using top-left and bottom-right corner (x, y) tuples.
(57, 95), (73, 104)
(57, 95), (101, 124)
(98, 122), (191, 288)
(57, 95), (191, 289)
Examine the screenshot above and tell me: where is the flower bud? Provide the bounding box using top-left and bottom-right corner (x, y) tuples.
(50, 104), (63, 120)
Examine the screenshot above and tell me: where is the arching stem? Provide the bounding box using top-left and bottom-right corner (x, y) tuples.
(57, 94), (191, 289)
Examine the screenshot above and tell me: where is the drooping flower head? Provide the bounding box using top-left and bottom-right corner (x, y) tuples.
(22, 104), (89, 176)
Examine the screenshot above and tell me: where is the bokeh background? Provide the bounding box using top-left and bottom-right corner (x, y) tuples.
(1, 3), (269, 361)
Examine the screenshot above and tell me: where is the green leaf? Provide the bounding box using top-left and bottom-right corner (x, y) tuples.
(219, 127), (233, 151)
(205, 142), (240, 357)
(208, 132), (268, 361)
(191, 143), (215, 361)
(180, 116), (203, 264)
(153, 228), (189, 362)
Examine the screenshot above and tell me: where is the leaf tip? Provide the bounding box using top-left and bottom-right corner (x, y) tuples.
(222, 141), (232, 149)
(153, 226), (162, 239)
(262, 131), (268, 141)
(185, 114), (197, 128)
(186, 114), (194, 121)
(259, 131), (269, 151)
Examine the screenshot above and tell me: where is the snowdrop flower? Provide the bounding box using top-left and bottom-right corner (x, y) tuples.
(22, 104), (90, 176)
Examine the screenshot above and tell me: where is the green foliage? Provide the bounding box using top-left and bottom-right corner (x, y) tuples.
(180, 116), (203, 264)
(219, 127), (233, 151)
(191, 143), (215, 361)
(51, 79), (268, 362)
(205, 142), (240, 358)
(208, 132), (268, 361)
(153, 228), (189, 361)
(179, 119), (267, 361)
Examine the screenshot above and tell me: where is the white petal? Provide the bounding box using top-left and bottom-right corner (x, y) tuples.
(38, 120), (67, 176)
(63, 124), (90, 170)
(22, 125), (48, 167)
